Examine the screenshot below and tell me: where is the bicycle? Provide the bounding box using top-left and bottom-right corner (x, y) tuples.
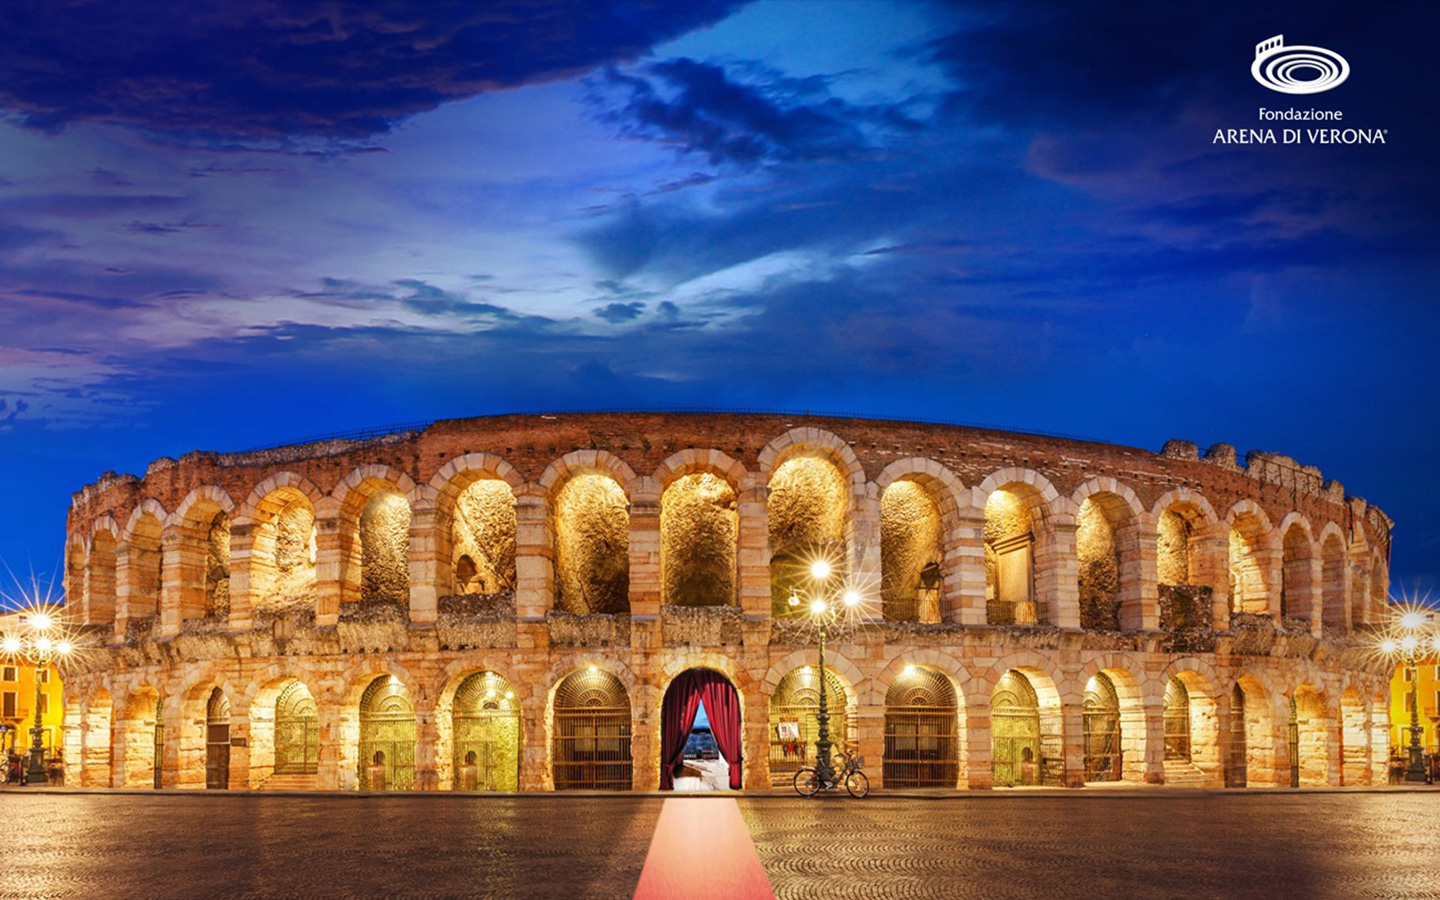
(792, 748), (869, 798)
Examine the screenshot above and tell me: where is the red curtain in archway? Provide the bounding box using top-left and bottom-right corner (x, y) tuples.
(660, 669), (743, 790)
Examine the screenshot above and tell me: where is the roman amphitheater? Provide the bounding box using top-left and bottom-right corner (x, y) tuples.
(57, 412), (1395, 793)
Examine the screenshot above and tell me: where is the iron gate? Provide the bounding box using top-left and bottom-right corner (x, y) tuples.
(553, 669), (632, 790)
(769, 667), (848, 780)
(1226, 684), (1247, 787)
(153, 697), (164, 790)
(1082, 674), (1121, 781)
(453, 671), (520, 791)
(359, 677), (416, 791)
(1287, 696), (1300, 788)
(274, 680), (319, 776)
(992, 671), (1040, 786)
(1163, 677), (1192, 761)
(205, 688), (229, 790)
(883, 667), (958, 788)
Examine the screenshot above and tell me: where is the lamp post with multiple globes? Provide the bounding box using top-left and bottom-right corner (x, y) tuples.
(787, 559), (862, 787)
(1377, 606), (1440, 784)
(1, 610), (73, 785)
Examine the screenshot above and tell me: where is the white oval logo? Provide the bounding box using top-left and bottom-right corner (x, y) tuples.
(1252, 35), (1349, 94)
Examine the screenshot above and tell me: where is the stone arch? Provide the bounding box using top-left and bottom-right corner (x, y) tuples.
(243, 674), (320, 789)
(120, 500), (168, 622)
(434, 659), (528, 791)
(1152, 489), (1225, 627)
(1071, 478), (1145, 632)
(1339, 684), (1369, 785)
(876, 459), (966, 623)
(116, 684), (162, 788)
(548, 663), (635, 791)
(171, 486), (236, 624)
(881, 661), (963, 788)
(657, 453), (743, 609)
(985, 662), (1063, 787)
(332, 466), (416, 606)
(1225, 499), (1277, 619)
(549, 465), (631, 615)
(978, 468), (1062, 626)
(756, 427), (865, 489)
(1290, 683), (1332, 786)
(244, 479), (322, 611)
(538, 449), (638, 498)
(1318, 524), (1348, 630)
(1158, 659), (1223, 783)
(654, 665), (747, 790)
(173, 669), (244, 790)
(426, 453), (523, 599)
(82, 686), (114, 787)
(86, 517), (120, 626)
(1076, 656), (1149, 783)
(766, 662), (858, 783)
(1278, 513), (1318, 625)
(1231, 670), (1279, 787)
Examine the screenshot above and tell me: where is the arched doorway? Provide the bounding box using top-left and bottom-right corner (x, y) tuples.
(359, 676), (415, 791)
(1288, 696), (1300, 787)
(1226, 684), (1248, 787)
(205, 688), (230, 790)
(992, 671), (1040, 786)
(769, 667), (851, 782)
(552, 669), (632, 790)
(1083, 673), (1122, 782)
(153, 698), (164, 789)
(660, 669), (742, 791)
(274, 680), (318, 776)
(1164, 678), (1192, 763)
(884, 666), (958, 788)
(452, 671), (520, 791)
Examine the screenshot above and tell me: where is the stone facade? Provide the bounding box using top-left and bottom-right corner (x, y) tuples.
(59, 413), (1394, 791)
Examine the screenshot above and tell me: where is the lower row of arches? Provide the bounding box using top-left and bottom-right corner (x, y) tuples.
(72, 663), (1383, 791)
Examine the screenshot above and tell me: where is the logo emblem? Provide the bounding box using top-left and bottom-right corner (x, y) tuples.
(1252, 35), (1349, 94)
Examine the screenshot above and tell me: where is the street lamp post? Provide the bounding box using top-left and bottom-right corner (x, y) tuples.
(1378, 607), (1440, 784)
(788, 559), (862, 788)
(2, 611), (73, 785)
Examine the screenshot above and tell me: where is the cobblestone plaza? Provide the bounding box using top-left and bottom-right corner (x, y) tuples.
(2, 792), (1437, 899)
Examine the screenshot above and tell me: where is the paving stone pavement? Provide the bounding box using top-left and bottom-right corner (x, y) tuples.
(2, 793), (1439, 899)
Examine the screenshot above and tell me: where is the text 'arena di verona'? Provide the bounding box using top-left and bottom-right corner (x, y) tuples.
(59, 412), (1393, 792)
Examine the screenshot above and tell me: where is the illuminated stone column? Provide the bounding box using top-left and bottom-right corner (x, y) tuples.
(631, 685), (658, 791)
(627, 478), (661, 617)
(1041, 514), (1081, 630)
(736, 476), (771, 618)
(1142, 697), (1166, 783)
(158, 526), (184, 637)
(1306, 555), (1325, 636)
(520, 689), (549, 791)
(407, 500), (439, 626)
(963, 697), (993, 789)
(1124, 515), (1160, 631)
(513, 486), (553, 621)
(1256, 540), (1284, 624)
(744, 687), (771, 790)
(1193, 534), (1230, 629)
(313, 499), (343, 626)
(227, 517), (255, 631)
(114, 543), (149, 635)
(951, 504), (988, 625)
(62, 702), (83, 786)
(227, 715), (251, 791)
(856, 704), (887, 791)
(850, 491), (881, 613)
(316, 700), (343, 791)
(414, 706), (440, 791)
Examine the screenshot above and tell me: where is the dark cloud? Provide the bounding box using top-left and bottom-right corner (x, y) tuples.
(591, 57), (917, 166)
(120, 220), (218, 236)
(0, 0), (743, 138)
(594, 301), (645, 322)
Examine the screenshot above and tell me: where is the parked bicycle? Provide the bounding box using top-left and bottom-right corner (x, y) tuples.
(793, 747), (869, 798)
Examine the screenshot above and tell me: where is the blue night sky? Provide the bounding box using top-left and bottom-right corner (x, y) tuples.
(0, 0), (1436, 599)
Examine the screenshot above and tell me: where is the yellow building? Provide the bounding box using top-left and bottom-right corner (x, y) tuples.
(0, 612), (65, 759)
(1388, 659), (1440, 756)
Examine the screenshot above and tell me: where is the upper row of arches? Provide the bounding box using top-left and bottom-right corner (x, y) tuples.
(66, 429), (1388, 635)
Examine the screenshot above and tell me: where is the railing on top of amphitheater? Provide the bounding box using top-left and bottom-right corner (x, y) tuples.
(234, 408), (1107, 454)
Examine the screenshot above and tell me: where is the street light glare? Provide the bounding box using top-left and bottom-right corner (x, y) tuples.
(1402, 611), (1424, 629)
(30, 613), (52, 631)
(1401, 636), (1419, 652)
(1382, 639), (1398, 654)
(810, 599), (828, 616)
(843, 591), (861, 607)
(810, 560), (831, 580)
(56, 640), (73, 655)
(35, 636), (52, 653)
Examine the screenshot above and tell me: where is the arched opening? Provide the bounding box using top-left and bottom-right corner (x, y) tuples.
(1340, 687), (1367, 785)
(359, 676), (415, 791)
(205, 687), (230, 790)
(1280, 523), (1315, 624)
(274, 680), (318, 777)
(1157, 501), (1221, 630)
(1291, 686), (1330, 786)
(119, 687), (159, 788)
(250, 489), (318, 612)
(1082, 673), (1122, 782)
(83, 690), (113, 787)
(1165, 671), (1219, 782)
(87, 530), (118, 625)
(1163, 677), (1191, 763)
(880, 480), (943, 623)
(552, 668), (632, 790)
(1226, 683), (1248, 787)
(123, 512), (164, 621)
(1320, 534), (1346, 628)
(768, 455), (848, 616)
(660, 668), (743, 791)
(661, 473), (738, 608)
(1076, 497), (1123, 631)
(352, 490), (411, 605)
(884, 666), (959, 788)
(177, 501), (230, 624)
(448, 479), (516, 597)
(991, 671), (1040, 786)
(1231, 674), (1276, 787)
(769, 666), (854, 782)
(984, 487), (1037, 625)
(553, 473), (630, 615)
(452, 671), (520, 792)
(1228, 514), (1270, 617)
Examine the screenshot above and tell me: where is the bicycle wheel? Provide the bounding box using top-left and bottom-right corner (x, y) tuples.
(793, 767), (823, 797)
(845, 771), (870, 798)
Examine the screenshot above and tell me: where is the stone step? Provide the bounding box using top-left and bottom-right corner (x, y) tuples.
(262, 773), (319, 791)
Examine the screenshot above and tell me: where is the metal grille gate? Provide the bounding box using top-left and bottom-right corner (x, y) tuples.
(274, 680), (319, 776)
(883, 667), (958, 788)
(1288, 696), (1300, 788)
(769, 667), (848, 780)
(992, 671), (1040, 787)
(453, 671), (520, 791)
(1082, 673), (1121, 782)
(359, 677), (416, 791)
(1226, 684), (1248, 787)
(153, 697), (164, 790)
(1163, 677), (1192, 761)
(205, 688), (229, 790)
(553, 669), (632, 790)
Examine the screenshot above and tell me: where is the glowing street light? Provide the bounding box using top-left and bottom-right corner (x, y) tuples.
(1, 606), (75, 785)
(1376, 603), (1440, 783)
(788, 557), (867, 791)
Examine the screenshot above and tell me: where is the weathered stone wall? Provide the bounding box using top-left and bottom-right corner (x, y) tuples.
(661, 473), (736, 607)
(554, 472), (629, 615)
(880, 480), (941, 620)
(452, 479), (516, 593)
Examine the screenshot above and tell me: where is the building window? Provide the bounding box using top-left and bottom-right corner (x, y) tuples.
(1405, 693), (1416, 712)
(1404, 667), (1414, 682)
(38, 694), (49, 715)
(37, 669), (49, 684)
(2, 692), (15, 718)
(2, 666), (15, 682)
